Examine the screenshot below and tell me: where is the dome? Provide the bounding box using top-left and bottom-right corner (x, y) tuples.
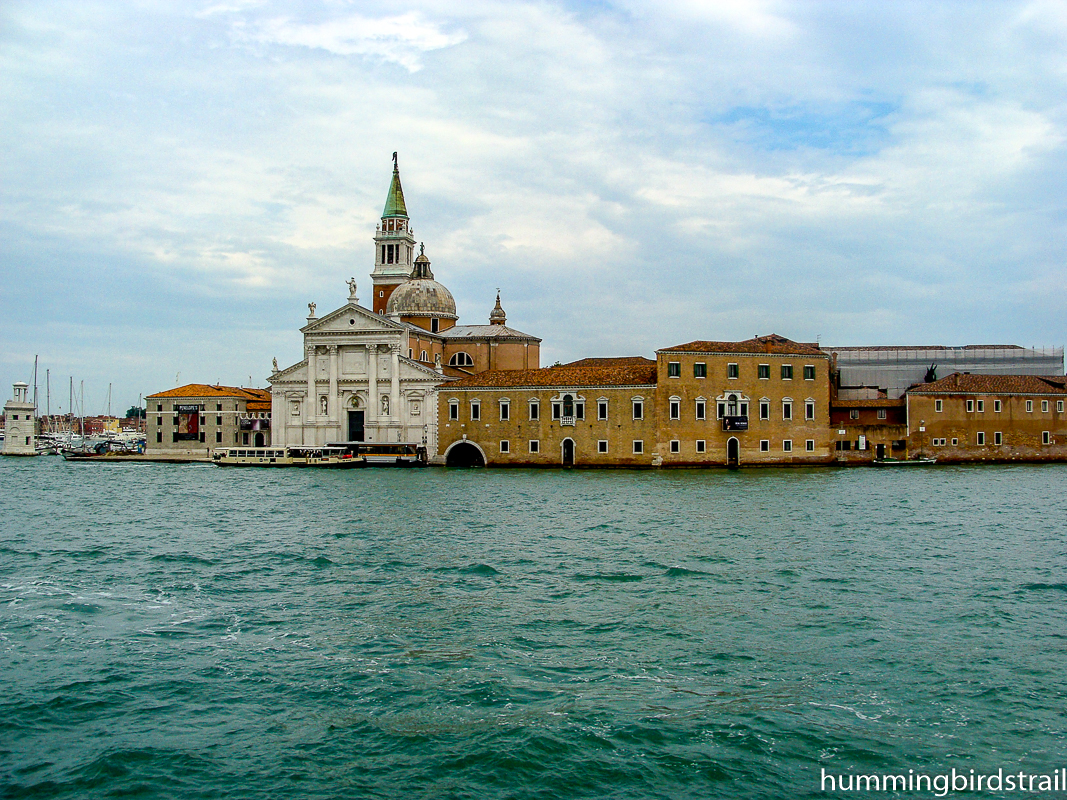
(386, 244), (458, 319)
(386, 279), (458, 318)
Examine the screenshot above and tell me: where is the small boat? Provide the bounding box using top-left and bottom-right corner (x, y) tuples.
(872, 456), (937, 466)
(212, 446), (365, 468)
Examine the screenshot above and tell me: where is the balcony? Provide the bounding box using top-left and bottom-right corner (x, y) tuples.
(722, 415), (748, 432)
(560, 415), (575, 427)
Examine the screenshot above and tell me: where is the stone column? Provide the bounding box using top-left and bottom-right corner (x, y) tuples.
(305, 345), (316, 422)
(390, 343), (401, 422)
(367, 344), (379, 424)
(328, 345), (338, 422)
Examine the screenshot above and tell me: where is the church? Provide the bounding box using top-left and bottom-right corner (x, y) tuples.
(268, 155), (541, 456)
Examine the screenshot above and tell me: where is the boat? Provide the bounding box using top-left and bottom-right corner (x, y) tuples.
(211, 445), (364, 468)
(330, 442), (428, 466)
(872, 456), (937, 466)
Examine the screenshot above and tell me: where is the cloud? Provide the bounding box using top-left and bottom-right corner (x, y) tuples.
(241, 12), (466, 71)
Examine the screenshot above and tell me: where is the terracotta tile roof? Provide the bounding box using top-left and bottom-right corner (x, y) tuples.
(147, 384), (272, 401)
(245, 401), (272, 411)
(658, 334), (825, 356)
(907, 373), (1067, 395)
(444, 358), (657, 389)
(564, 356), (654, 368)
(831, 398), (906, 408)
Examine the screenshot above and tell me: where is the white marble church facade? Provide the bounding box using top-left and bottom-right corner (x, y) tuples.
(268, 281), (448, 452)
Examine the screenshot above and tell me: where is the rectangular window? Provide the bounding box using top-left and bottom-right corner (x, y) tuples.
(760, 440), (769, 452)
(877, 408), (887, 420)
(215, 430), (222, 443)
(952, 438), (958, 446)
(783, 440), (792, 452)
(1042, 431), (1051, 445)
(632, 440), (643, 454)
(781, 364), (793, 380)
(935, 399), (943, 413)
(670, 440), (680, 453)
(449, 402), (459, 420)
(156, 403), (163, 412)
(552, 403), (561, 420)
(499, 440), (510, 453)
(431, 318), (439, 333)
(633, 400), (643, 420)
(598, 440), (608, 453)
(1026, 400), (1033, 413)
(173, 416), (179, 425)
(499, 402), (509, 421)
(409, 348), (413, 358)
(994, 399), (1002, 412)
(804, 365), (816, 381)
(994, 431), (1002, 445)
(717, 402), (726, 419)
(849, 409), (859, 420)
(806, 439), (815, 452)
(758, 364), (770, 380)
(529, 440), (540, 453)
(966, 399), (974, 412)
(695, 400), (706, 420)
(597, 400), (608, 420)
(976, 432), (985, 446)
(759, 401), (769, 420)
(669, 400), (680, 420)
(977, 400), (984, 412)
(1042, 400), (1049, 413)
(694, 363), (707, 378)
(696, 440), (706, 453)
(1059, 401), (1065, 413)
(783, 402), (792, 420)
(805, 402), (815, 421)
(575, 402), (585, 420)
(470, 402), (480, 421)
(216, 415), (222, 426)
(529, 401), (539, 421)
(156, 430), (163, 443)
(667, 361), (681, 378)
(728, 363), (739, 379)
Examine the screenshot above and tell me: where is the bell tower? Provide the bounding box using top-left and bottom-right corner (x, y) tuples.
(371, 152), (418, 315)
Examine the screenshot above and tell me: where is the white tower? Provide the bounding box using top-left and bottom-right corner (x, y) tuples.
(370, 152), (417, 315)
(3, 382), (37, 456)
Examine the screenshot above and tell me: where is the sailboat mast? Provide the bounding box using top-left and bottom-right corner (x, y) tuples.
(80, 380), (84, 437)
(46, 369), (51, 432)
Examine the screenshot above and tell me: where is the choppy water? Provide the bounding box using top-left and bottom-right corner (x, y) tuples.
(2, 458), (1066, 799)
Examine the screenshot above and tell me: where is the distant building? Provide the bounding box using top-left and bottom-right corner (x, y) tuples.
(437, 335), (834, 467)
(905, 373), (1067, 462)
(2, 382), (36, 456)
(269, 156), (540, 453)
(145, 385), (272, 456)
(827, 345), (1064, 399)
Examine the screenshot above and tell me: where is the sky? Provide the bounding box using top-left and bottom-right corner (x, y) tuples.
(2, 0), (1066, 416)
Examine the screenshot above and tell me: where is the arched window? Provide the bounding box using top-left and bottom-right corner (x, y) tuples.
(449, 352), (474, 367)
(563, 394), (574, 417)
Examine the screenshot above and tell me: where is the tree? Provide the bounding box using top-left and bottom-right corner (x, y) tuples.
(125, 406), (146, 419)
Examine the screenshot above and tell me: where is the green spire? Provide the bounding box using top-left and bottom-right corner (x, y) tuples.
(382, 151), (408, 219)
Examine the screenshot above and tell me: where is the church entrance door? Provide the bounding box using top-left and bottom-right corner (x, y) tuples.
(348, 410), (365, 442)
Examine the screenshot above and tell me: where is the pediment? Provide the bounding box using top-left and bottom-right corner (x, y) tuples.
(301, 303), (404, 334)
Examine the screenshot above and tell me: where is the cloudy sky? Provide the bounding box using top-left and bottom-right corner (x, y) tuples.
(2, 0), (1065, 415)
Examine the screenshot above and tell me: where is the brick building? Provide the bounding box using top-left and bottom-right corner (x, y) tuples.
(905, 373), (1067, 462)
(145, 385), (272, 456)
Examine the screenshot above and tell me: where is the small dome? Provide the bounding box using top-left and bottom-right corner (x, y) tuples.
(387, 278), (458, 318)
(489, 292), (506, 325)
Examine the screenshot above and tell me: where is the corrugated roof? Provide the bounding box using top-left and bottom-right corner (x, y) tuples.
(659, 334), (824, 356)
(147, 384), (271, 401)
(907, 373), (1067, 394)
(441, 324), (541, 341)
(445, 359), (657, 389)
(829, 344), (1025, 352)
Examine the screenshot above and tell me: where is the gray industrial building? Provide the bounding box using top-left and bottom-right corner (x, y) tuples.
(826, 345), (1064, 399)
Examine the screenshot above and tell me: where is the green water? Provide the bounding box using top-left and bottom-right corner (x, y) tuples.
(2, 458), (1066, 798)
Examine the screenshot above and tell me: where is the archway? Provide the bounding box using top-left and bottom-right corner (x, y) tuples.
(445, 441), (486, 467)
(254, 431), (265, 447)
(562, 438), (575, 466)
(727, 437), (740, 468)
